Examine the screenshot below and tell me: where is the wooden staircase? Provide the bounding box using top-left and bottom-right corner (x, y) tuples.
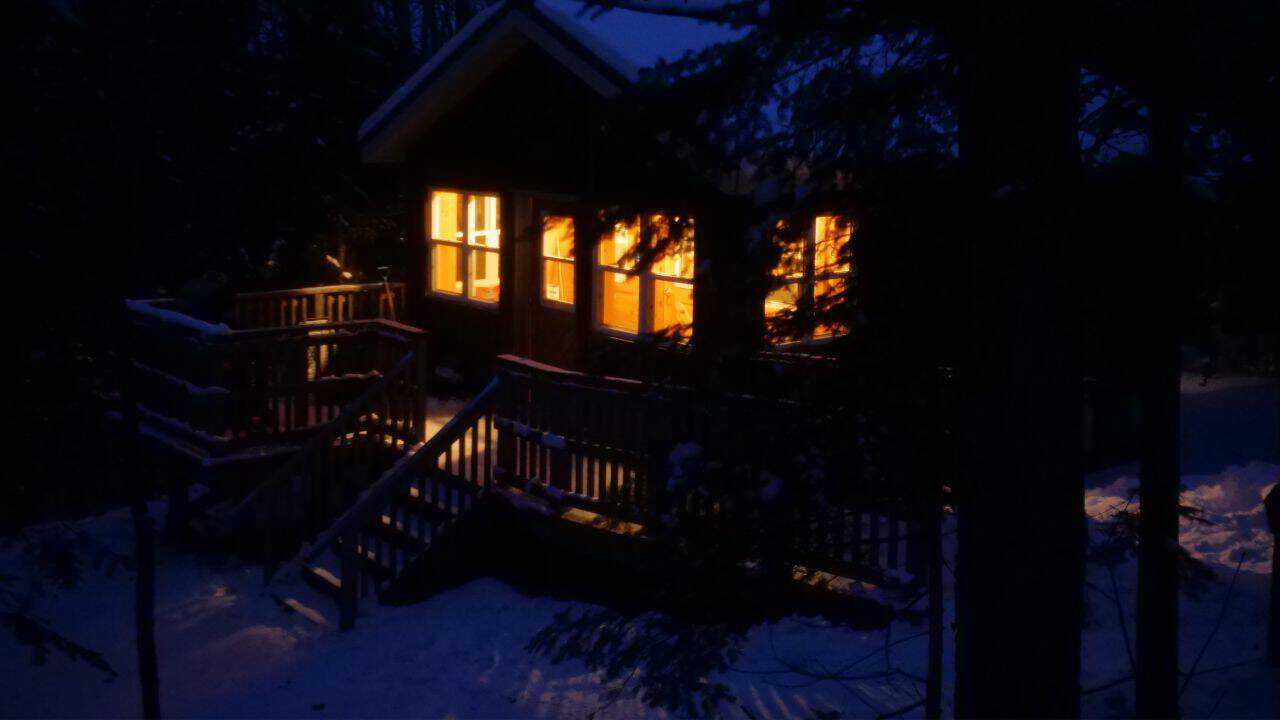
(261, 378), (503, 628)
(247, 355), (933, 630)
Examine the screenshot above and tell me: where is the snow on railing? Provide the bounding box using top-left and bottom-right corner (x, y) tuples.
(126, 299), (231, 336)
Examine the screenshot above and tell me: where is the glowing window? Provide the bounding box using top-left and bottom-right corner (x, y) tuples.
(595, 214), (695, 340)
(542, 215), (575, 306)
(765, 215), (853, 343)
(428, 190), (501, 304)
(597, 217), (641, 332)
(648, 215), (694, 339)
(431, 242), (464, 296)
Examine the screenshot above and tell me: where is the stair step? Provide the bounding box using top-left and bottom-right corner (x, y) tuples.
(368, 513), (434, 554)
(301, 564), (343, 600)
(353, 547), (395, 581)
(394, 485), (461, 523)
(332, 537), (396, 582)
(275, 595), (330, 626)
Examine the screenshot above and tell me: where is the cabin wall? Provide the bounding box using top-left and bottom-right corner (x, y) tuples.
(398, 44), (605, 383)
(394, 43), (770, 385)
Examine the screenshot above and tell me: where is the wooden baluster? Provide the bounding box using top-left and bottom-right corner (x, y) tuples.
(586, 392), (598, 501)
(469, 423), (480, 487)
(494, 376), (514, 483)
(413, 338), (427, 442)
(483, 411), (493, 488)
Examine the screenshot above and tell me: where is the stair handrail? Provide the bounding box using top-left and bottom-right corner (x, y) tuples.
(298, 375), (504, 567)
(230, 346), (423, 522)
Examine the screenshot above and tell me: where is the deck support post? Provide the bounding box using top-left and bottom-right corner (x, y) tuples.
(413, 334), (429, 442)
(1265, 485), (1279, 666)
(260, 498), (278, 585)
(339, 531), (359, 631)
(495, 372), (516, 480)
(162, 463), (190, 541)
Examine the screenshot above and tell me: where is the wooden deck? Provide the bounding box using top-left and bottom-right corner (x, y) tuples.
(126, 283), (418, 466)
(125, 282), (938, 638)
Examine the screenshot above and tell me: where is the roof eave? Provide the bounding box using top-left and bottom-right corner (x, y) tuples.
(359, 2), (636, 163)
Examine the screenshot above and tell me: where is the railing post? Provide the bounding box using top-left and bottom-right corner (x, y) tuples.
(207, 333), (231, 439)
(644, 394), (668, 529)
(260, 497), (277, 585)
(495, 372), (515, 481)
(339, 530), (359, 631)
(414, 334), (429, 442)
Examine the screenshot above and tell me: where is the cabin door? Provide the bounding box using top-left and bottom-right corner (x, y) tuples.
(519, 197), (579, 369)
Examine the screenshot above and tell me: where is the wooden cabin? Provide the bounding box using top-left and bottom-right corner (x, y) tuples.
(360, 0), (854, 383)
(119, 2), (1152, 635)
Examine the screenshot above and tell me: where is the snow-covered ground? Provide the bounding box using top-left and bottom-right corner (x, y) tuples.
(1, 376), (1275, 718)
(1080, 374), (1279, 718)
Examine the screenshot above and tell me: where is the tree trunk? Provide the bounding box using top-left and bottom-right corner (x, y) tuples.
(1135, 3), (1188, 717)
(108, 3), (162, 715)
(953, 3), (1085, 717)
(123, 347), (162, 720)
(1268, 534), (1279, 666)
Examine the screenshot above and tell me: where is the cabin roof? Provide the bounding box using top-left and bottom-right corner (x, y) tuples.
(359, 0), (743, 162)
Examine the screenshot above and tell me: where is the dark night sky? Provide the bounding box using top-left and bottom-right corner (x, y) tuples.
(541, 0), (747, 68)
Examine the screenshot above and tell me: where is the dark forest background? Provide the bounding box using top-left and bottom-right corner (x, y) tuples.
(9, 0), (492, 529)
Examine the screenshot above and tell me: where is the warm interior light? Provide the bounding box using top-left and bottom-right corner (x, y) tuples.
(765, 215), (853, 342)
(430, 191), (462, 242)
(598, 216), (640, 331)
(596, 213), (695, 339)
(542, 215), (575, 305)
(815, 215), (853, 274)
(428, 190), (500, 302)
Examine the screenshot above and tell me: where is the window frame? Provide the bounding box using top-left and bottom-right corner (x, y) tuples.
(426, 187), (503, 309)
(765, 214), (853, 345)
(593, 213), (695, 342)
(539, 212), (576, 312)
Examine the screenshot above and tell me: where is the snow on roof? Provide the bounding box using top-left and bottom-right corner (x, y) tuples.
(358, 0), (746, 160)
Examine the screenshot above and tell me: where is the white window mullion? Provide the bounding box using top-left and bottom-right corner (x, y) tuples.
(462, 193), (472, 301)
(633, 214), (643, 333)
(805, 223), (818, 342)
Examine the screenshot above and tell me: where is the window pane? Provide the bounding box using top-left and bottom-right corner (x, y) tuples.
(814, 276), (849, 338)
(765, 282), (802, 316)
(598, 216), (639, 268)
(764, 282), (803, 343)
(542, 215), (574, 259)
(431, 242), (464, 295)
(599, 270), (639, 333)
(430, 191), (463, 241)
(469, 194), (501, 248)
(543, 259), (574, 304)
(650, 215), (695, 279)
(466, 248), (500, 303)
(773, 239), (806, 279)
(653, 279), (694, 340)
(815, 215), (853, 274)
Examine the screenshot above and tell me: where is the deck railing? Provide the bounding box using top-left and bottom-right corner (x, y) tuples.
(232, 282), (405, 329)
(260, 353), (930, 627)
(491, 354), (926, 582)
(126, 295), (424, 463)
